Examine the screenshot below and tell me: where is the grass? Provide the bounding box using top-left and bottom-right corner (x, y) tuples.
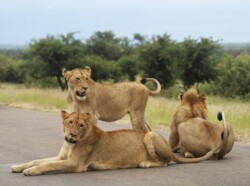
(145, 96), (250, 142)
(0, 83), (67, 112)
(0, 83), (249, 142)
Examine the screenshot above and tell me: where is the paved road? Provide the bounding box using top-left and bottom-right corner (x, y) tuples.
(0, 106), (250, 186)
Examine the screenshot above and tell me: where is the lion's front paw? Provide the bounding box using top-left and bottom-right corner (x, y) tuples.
(139, 162), (151, 168)
(23, 167), (41, 176)
(184, 152), (195, 158)
(11, 165), (25, 173)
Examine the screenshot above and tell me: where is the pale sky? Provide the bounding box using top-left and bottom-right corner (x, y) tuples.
(0, 0), (249, 45)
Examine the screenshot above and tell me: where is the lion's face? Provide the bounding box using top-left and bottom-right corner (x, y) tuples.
(62, 67), (91, 101)
(61, 111), (94, 144)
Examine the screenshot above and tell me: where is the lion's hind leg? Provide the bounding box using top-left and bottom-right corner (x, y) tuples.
(179, 143), (195, 158)
(139, 160), (167, 168)
(129, 110), (150, 132)
(169, 127), (180, 152)
(88, 162), (120, 170)
(143, 132), (171, 167)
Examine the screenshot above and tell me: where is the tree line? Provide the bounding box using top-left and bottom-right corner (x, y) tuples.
(0, 31), (249, 99)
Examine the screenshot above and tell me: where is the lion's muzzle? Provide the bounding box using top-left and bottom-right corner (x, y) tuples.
(65, 136), (77, 144)
(65, 133), (77, 144)
(76, 90), (86, 97)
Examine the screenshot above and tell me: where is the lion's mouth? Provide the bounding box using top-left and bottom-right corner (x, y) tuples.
(76, 91), (86, 97)
(65, 137), (77, 144)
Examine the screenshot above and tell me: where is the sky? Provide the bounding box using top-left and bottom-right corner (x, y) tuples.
(0, 0), (250, 45)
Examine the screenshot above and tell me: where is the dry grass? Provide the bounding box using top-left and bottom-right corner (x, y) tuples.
(1, 83), (249, 142)
(0, 83), (67, 112)
(145, 96), (250, 142)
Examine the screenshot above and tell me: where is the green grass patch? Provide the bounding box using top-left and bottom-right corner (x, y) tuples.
(0, 83), (67, 112)
(0, 83), (249, 141)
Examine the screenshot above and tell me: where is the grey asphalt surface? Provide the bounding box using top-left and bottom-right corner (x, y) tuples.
(0, 106), (250, 186)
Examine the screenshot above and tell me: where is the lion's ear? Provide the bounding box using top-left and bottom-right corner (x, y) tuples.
(62, 68), (72, 80)
(91, 113), (99, 125)
(84, 66), (91, 78)
(179, 93), (183, 100)
(199, 93), (207, 102)
(61, 110), (70, 120)
(82, 112), (99, 125)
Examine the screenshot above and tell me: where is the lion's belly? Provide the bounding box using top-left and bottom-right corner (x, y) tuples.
(96, 101), (129, 122)
(70, 98), (128, 121)
(98, 110), (127, 122)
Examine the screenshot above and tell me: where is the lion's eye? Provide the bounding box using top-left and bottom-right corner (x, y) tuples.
(85, 77), (89, 80)
(76, 77), (80, 81)
(69, 121), (73, 126)
(79, 124), (84, 129)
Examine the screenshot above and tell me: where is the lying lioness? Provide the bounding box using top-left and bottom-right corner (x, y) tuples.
(169, 88), (234, 159)
(12, 111), (220, 176)
(178, 112), (234, 159)
(62, 66), (161, 132)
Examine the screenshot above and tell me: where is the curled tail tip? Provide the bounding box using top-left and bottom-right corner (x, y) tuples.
(217, 112), (223, 121)
(140, 78), (147, 84)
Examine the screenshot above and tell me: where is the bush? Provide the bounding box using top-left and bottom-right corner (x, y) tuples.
(216, 53), (250, 99)
(0, 54), (27, 83)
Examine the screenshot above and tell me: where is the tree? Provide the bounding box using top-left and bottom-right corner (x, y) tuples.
(117, 55), (139, 81)
(119, 37), (134, 56)
(86, 31), (123, 60)
(82, 55), (123, 82)
(139, 34), (181, 87)
(178, 37), (221, 89)
(133, 33), (147, 46)
(27, 33), (85, 90)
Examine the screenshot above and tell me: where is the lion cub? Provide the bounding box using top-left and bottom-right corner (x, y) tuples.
(12, 111), (219, 176)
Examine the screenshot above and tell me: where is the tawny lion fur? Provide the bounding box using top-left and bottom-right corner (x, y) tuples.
(62, 66), (161, 132)
(169, 88), (234, 159)
(11, 111), (220, 176)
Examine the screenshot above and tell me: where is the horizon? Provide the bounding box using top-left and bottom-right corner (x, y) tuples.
(1, 0), (250, 45)
(1, 39), (250, 50)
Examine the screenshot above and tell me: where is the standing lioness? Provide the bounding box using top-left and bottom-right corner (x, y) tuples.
(12, 111), (220, 176)
(62, 66), (161, 132)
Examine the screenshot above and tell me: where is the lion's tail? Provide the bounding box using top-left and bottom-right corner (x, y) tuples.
(171, 144), (221, 163)
(145, 132), (218, 164)
(216, 112), (228, 159)
(140, 78), (161, 96)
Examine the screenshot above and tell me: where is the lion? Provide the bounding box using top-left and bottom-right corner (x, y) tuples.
(168, 88), (234, 159)
(62, 66), (161, 132)
(11, 111), (221, 176)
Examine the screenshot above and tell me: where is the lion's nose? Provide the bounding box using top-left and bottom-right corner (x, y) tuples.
(70, 132), (76, 137)
(83, 87), (88, 91)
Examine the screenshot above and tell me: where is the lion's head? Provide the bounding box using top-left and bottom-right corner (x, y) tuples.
(62, 66), (92, 101)
(179, 88), (208, 119)
(61, 111), (96, 144)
